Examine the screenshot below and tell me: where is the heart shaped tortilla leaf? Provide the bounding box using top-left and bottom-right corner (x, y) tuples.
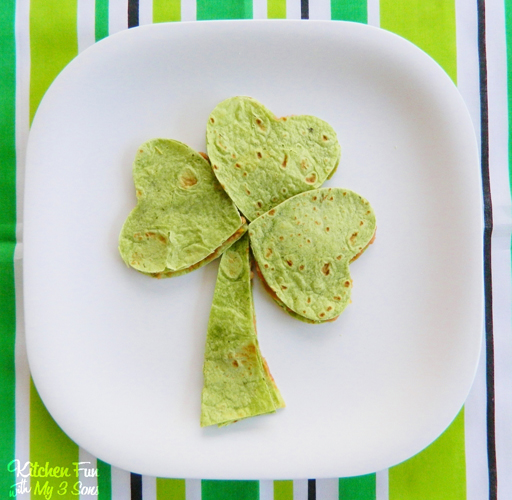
(206, 96), (341, 221)
(119, 138), (246, 278)
(249, 188), (376, 323)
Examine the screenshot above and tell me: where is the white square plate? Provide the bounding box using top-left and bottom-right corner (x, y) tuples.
(24, 20), (483, 479)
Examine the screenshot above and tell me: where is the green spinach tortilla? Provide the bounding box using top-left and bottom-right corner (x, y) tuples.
(119, 138), (246, 278)
(201, 234), (285, 427)
(206, 96), (341, 221)
(249, 188), (376, 324)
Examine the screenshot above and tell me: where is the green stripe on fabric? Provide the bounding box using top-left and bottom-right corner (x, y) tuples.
(389, 409), (466, 500)
(0, 1), (16, 499)
(197, 0), (252, 20)
(157, 478), (186, 499)
(330, 0), (366, 23)
(506, 0), (512, 192)
(274, 480), (293, 500)
(30, 380), (80, 499)
(29, 0), (78, 123)
(339, 474), (375, 500)
(267, 0), (286, 19)
(380, 0), (457, 84)
(153, 0), (181, 22)
(97, 460), (112, 500)
(95, 0), (109, 41)
(202, 480), (259, 500)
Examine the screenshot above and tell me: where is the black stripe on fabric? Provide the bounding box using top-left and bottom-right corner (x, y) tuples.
(130, 473), (142, 500)
(128, 0), (139, 28)
(301, 0), (309, 20)
(308, 479), (316, 500)
(476, 0), (497, 499)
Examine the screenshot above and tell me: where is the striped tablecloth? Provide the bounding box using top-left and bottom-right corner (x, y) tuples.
(1, 0), (511, 498)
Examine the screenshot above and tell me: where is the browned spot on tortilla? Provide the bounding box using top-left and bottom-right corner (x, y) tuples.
(350, 232), (358, 243)
(235, 163), (241, 169)
(279, 236), (284, 240)
(281, 285), (288, 290)
(336, 255), (342, 260)
(322, 135), (328, 141)
(213, 164), (218, 170)
(210, 117), (215, 123)
(282, 154), (288, 168)
(255, 118), (265, 130)
(313, 207), (318, 211)
(299, 265), (305, 271)
(307, 239), (311, 243)
(326, 227), (330, 232)
(158, 234), (166, 243)
(199, 152), (209, 161)
(313, 196), (317, 201)
(257, 201), (262, 208)
(305, 173), (317, 184)
(334, 296), (341, 301)
(232, 360), (239, 367)
(269, 209), (276, 216)
(350, 228), (377, 263)
(246, 188), (251, 195)
(301, 159), (308, 170)
(243, 172), (248, 177)
(343, 192), (347, 196)
(344, 280), (351, 287)
(265, 248), (273, 258)
(257, 152), (262, 159)
(327, 306), (333, 312)
(360, 221), (364, 225)
(286, 260), (293, 267)
(329, 196), (334, 201)
(319, 312), (326, 318)
(136, 189), (142, 198)
(264, 264), (269, 268)
(307, 297), (311, 303)
(315, 221), (321, 225)
(322, 263), (330, 276)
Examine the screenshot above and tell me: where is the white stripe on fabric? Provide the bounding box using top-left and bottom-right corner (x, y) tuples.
(454, 1), (489, 499)
(139, 0), (153, 26)
(259, 479), (273, 500)
(308, 0), (330, 21)
(286, 0), (301, 20)
(464, 339), (489, 500)
(316, 478), (338, 499)
(181, 0), (197, 23)
(486, 0), (511, 221)
(111, 467), (131, 500)
(492, 240), (512, 500)
(367, 0), (379, 27)
(77, 0), (95, 53)
(375, 469), (389, 500)
(109, 0), (128, 35)
(485, 0), (512, 496)
(78, 448), (98, 500)
(14, 0), (31, 498)
(185, 478), (202, 500)
(142, 475), (157, 500)
(293, 479), (308, 500)
(252, 0), (268, 20)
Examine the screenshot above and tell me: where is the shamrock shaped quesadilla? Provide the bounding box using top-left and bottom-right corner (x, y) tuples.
(206, 96), (341, 221)
(201, 234), (285, 427)
(119, 138), (246, 278)
(249, 188), (376, 324)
